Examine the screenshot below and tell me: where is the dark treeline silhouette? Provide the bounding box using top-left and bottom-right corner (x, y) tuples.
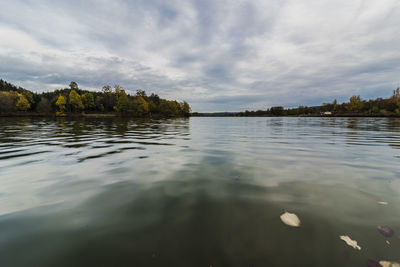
(0, 79), (191, 117)
(192, 89), (400, 117)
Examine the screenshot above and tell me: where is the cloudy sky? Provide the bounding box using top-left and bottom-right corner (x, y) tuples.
(1, 0), (399, 112)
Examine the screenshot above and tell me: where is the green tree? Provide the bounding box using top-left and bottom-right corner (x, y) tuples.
(159, 100), (179, 116)
(348, 95), (362, 112)
(332, 99), (338, 112)
(69, 90), (84, 112)
(136, 89), (147, 98)
(132, 96), (149, 116)
(16, 93), (31, 111)
(0, 79), (194, 117)
(102, 85), (116, 111)
(392, 87), (400, 107)
(0, 91), (18, 112)
(69, 81), (79, 91)
(180, 101), (191, 116)
(102, 85), (112, 93)
(297, 105), (306, 115)
(148, 93), (161, 113)
(95, 95), (104, 111)
(56, 95), (67, 112)
(36, 97), (51, 113)
(114, 89), (130, 112)
(149, 93), (160, 104)
(22, 91), (35, 105)
(270, 106), (284, 116)
(81, 92), (95, 110)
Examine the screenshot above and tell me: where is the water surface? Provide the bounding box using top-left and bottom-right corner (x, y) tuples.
(0, 117), (399, 266)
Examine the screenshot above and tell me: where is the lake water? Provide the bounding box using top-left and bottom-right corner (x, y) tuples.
(0, 117), (399, 266)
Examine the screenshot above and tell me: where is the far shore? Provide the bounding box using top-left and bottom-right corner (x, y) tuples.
(2, 112), (400, 118)
(191, 113), (400, 118)
(0, 112), (189, 119)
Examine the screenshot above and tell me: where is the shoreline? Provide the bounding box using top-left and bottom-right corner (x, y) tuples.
(191, 114), (400, 118)
(0, 112), (189, 119)
(2, 113), (400, 118)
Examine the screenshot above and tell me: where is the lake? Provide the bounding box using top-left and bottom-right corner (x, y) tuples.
(0, 117), (399, 266)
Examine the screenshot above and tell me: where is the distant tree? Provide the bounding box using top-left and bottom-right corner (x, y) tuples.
(114, 84), (123, 92)
(270, 106), (284, 116)
(0, 91), (18, 112)
(21, 91), (35, 106)
(180, 101), (191, 116)
(136, 89), (147, 98)
(148, 93), (161, 113)
(321, 103), (331, 112)
(159, 99), (180, 116)
(102, 85), (116, 111)
(69, 81), (79, 91)
(56, 95), (67, 112)
(95, 95), (104, 111)
(114, 89), (130, 112)
(348, 95), (362, 112)
(69, 90), (84, 112)
(16, 94), (31, 111)
(0, 79), (193, 117)
(297, 105), (306, 115)
(102, 85), (112, 93)
(36, 97), (52, 113)
(149, 93), (160, 104)
(81, 92), (95, 110)
(392, 87), (400, 107)
(148, 101), (157, 114)
(132, 96), (149, 116)
(332, 99), (338, 112)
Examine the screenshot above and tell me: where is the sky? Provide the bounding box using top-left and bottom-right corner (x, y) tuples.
(1, 0), (399, 112)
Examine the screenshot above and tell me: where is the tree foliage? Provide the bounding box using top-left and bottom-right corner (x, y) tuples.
(81, 92), (95, 110)
(348, 95), (362, 112)
(0, 79), (191, 117)
(56, 95), (67, 112)
(16, 94), (31, 111)
(132, 96), (149, 116)
(69, 90), (84, 112)
(36, 97), (51, 113)
(0, 91), (18, 112)
(229, 88), (400, 117)
(114, 87), (130, 112)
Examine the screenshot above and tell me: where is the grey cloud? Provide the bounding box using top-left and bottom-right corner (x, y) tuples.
(1, 0), (400, 112)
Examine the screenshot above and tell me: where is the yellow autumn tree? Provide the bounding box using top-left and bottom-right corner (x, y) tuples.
(56, 95), (67, 112)
(16, 93), (30, 111)
(132, 96), (149, 116)
(69, 90), (84, 112)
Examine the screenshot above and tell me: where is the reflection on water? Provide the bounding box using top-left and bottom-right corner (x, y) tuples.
(0, 117), (400, 266)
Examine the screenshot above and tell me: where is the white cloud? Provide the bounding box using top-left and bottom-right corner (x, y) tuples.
(0, 0), (399, 111)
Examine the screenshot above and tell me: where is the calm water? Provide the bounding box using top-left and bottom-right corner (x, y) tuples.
(0, 117), (399, 266)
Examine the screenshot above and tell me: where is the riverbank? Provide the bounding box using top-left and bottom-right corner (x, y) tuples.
(0, 112), (189, 118)
(191, 113), (400, 118)
(2, 112), (400, 118)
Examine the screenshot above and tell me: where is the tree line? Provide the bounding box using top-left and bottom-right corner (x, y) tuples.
(232, 89), (400, 117)
(0, 79), (191, 117)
